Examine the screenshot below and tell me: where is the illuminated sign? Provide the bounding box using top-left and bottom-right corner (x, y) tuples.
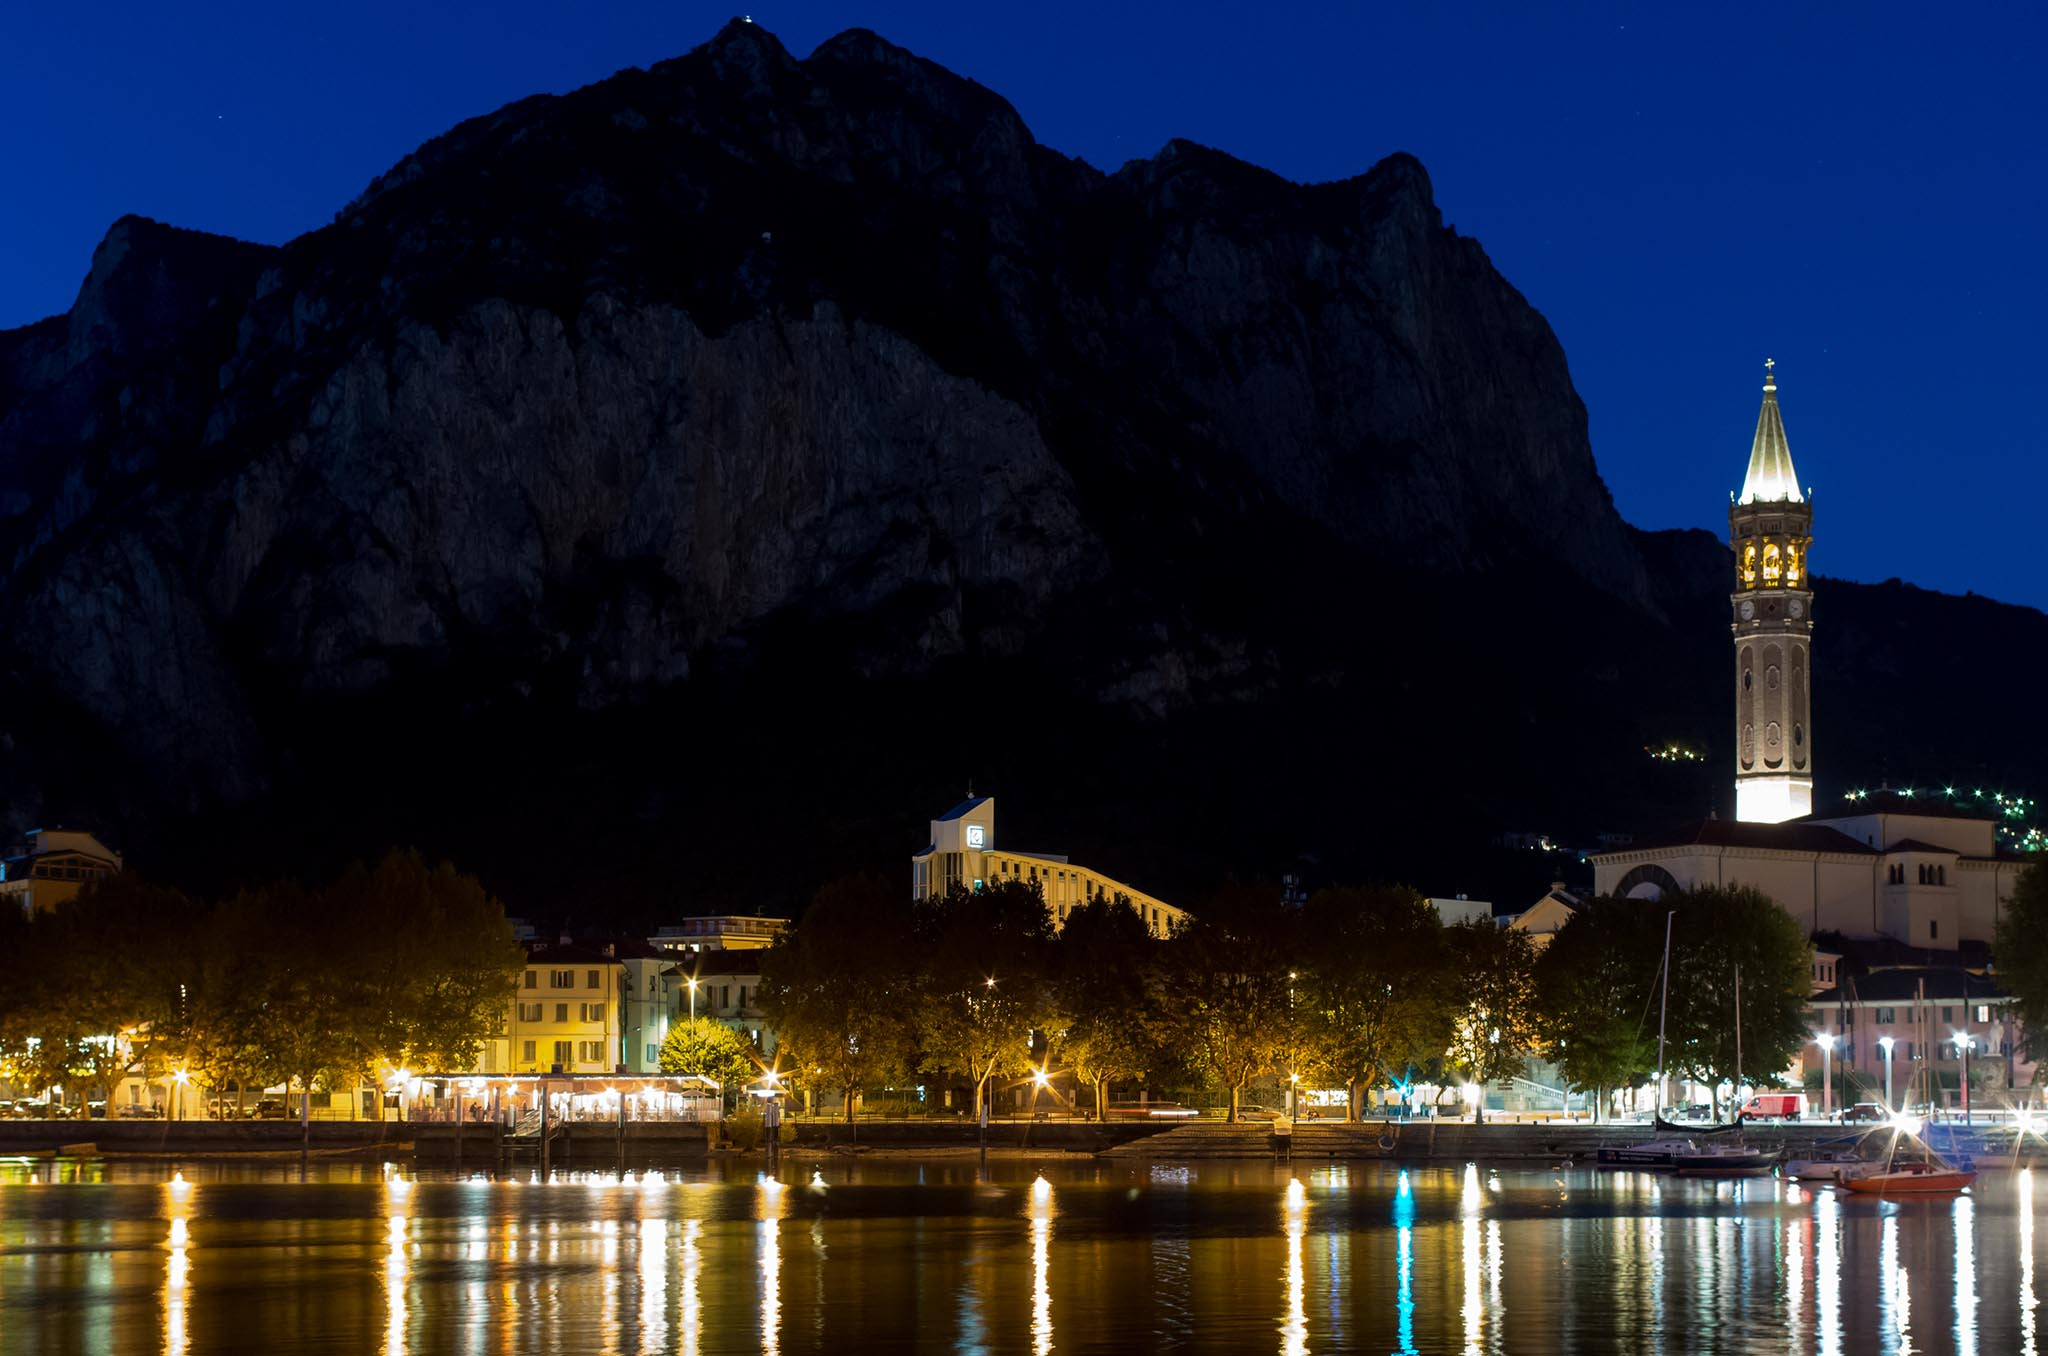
(965, 824), (986, 849)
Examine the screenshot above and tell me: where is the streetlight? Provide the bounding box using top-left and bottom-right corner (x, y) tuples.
(687, 976), (698, 1023)
(1877, 1035), (1896, 1111)
(172, 1067), (189, 1122)
(1953, 1031), (1974, 1125)
(1815, 1033), (1836, 1120)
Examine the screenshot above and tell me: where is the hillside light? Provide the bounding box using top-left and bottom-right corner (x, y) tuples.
(1877, 1035), (1897, 1109)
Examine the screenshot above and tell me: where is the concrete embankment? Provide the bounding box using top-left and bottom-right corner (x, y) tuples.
(0, 1121), (417, 1158)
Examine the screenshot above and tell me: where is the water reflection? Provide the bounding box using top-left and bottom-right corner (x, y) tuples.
(1957, 1195), (1977, 1356)
(1031, 1175), (1056, 1356)
(639, 1217), (668, 1353)
(1393, 1170), (1417, 1356)
(2023, 1171), (2038, 1356)
(163, 1176), (191, 1356)
(384, 1213), (409, 1356)
(1883, 1212), (1913, 1355)
(1816, 1184), (1841, 1356)
(758, 1174), (787, 1356)
(1280, 1178), (1307, 1356)
(1462, 1164), (1482, 1355)
(680, 1218), (704, 1356)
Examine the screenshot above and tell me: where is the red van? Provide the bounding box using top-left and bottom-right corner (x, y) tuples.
(1738, 1092), (1807, 1121)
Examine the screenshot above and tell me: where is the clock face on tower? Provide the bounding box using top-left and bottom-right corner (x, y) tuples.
(1789, 598), (1804, 618)
(965, 824), (985, 849)
(1739, 600), (1755, 621)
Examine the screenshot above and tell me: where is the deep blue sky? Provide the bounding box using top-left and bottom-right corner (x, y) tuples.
(4, 4), (2044, 607)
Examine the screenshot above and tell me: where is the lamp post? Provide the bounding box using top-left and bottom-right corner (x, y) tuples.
(687, 976), (698, 1024)
(171, 1067), (188, 1122)
(1953, 1031), (1974, 1126)
(1816, 1032), (1836, 1120)
(1877, 1035), (1896, 1111)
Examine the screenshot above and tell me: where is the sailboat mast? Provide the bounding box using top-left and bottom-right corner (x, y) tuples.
(1656, 910), (1675, 1114)
(1734, 962), (1744, 1118)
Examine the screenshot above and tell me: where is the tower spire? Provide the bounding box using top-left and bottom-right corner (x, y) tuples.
(1738, 358), (1803, 505)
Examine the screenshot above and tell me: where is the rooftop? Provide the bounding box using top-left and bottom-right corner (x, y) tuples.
(1737, 361), (1804, 505)
(934, 794), (992, 822)
(1606, 818), (1877, 857)
(1813, 965), (2008, 1005)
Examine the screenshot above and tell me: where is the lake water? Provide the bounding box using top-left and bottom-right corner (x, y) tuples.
(0, 1155), (2037, 1354)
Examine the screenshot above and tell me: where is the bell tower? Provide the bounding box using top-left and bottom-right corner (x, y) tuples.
(1730, 359), (1814, 823)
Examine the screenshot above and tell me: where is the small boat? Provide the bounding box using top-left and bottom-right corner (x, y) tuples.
(1596, 1138), (1694, 1169)
(1841, 1161), (1976, 1194)
(1784, 1137), (1872, 1182)
(1672, 1145), (1780, 1178)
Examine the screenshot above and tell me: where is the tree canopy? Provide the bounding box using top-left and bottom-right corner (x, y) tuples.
(1993, 863), (2048, 1059)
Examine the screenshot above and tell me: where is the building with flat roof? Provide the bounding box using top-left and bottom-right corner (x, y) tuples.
(649, 916), (789, 954)
(1, 828), (123, 916)
(911, 795), (1185, 938)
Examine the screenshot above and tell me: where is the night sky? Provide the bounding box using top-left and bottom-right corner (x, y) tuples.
(5, 4), (2043, 607)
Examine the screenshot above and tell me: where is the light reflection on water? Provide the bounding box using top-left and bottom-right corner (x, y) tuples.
(2, 1160), (2044, 1354)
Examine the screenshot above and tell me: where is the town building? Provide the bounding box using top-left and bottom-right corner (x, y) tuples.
(1426, 896), (1494, 928)
(1729, 359), (1815, 825)
(911, 795), (1185, 937)
(665, 948), (775, 1057)
(649, 915), (788, 953)
(1591, 797), (2029, 949)
(0, 827), (123, 916)
(492, 942), (625, 1075)
(1808, 951), (2036, 1109)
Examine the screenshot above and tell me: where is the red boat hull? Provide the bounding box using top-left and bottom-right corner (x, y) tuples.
(1842, 1170), (1976, 1194)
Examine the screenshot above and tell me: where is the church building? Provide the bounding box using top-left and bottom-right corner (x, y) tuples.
(1591, 364), (2030, 951)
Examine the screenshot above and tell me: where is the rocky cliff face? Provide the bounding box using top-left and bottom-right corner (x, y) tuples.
(1, 21), (2038, 911)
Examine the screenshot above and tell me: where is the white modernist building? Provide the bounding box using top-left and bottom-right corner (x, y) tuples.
(911, 795), (1185, 938)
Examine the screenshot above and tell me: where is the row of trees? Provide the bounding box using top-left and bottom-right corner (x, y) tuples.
(0, 852), (525, 1117)
(757, 874), (1816, 1123)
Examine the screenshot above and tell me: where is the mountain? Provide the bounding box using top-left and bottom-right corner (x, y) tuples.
(1, 20), (2042, 919)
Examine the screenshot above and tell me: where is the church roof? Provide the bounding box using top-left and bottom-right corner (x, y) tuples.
(1737, 361), (1804, 505)
(1613, 818), (1877, 857)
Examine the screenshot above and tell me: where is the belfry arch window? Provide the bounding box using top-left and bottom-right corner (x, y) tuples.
(1762, 542), (1783, 583)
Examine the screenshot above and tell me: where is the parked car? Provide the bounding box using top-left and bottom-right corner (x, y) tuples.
(252, 1097), (288, 1120)
(1738, 1092), (1807, 1121)
(1839, 1102), (1888, 1124)
(1235, 1104), (1287, 1122)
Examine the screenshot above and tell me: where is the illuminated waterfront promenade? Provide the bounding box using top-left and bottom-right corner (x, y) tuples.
(0, 1158), (2038, 1353)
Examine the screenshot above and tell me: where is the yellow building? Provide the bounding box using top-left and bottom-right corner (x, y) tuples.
(910, 796), (1185, 937)
(493, 943), (622, 1075)
(1, 828), (123, 916)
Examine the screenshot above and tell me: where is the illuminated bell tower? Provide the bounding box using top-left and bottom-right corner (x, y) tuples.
(1730, 358), (1814, 823)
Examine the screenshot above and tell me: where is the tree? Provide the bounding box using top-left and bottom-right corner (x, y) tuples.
(1049, 894), (1160, 1118)
(1995, 864), (2048, 1060)
(758, 875), (918, 1124)
(659, 1017), (762, 1089)
(1153, 882), (1297, 1121)
(1444, 919), (1538, 1122)
(1665, 885), (1813, 1114)
(916, 879), (1057, 1117)
(1292, 887), (1459, 1121)
(1533, 897), (1664, 1120)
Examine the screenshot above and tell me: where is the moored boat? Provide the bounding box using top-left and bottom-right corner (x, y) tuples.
(1841, 1162), (1976, 1194)
(1672, 1145), (1779, 1177)
(1596, 1138), (1694, 1169)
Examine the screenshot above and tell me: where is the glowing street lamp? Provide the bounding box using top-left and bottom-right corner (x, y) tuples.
(687, 976), (699, 1023)
(1877, 1035), (1896, 1111)
(1815, 1033), (1836, 1120)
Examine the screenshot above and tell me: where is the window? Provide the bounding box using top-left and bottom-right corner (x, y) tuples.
(555, 1003), (569, 1023)
(587, 969), (601, 989)
(524, 971), (537, 989)
(552, 1040), (572, 1066)
(551, 969), (573, 989)
(1941, 1006), (1954, 1023)
(521, 1041), (536, 1062)
(580, 1002), (607, 1022)
(577, 1040), (602, 1063)
(1876, 1007), (1895, 1024)
(1977, 1005), (1990, 1023)
(738, 986), (748, 1009)
(518, 1003), (542, 1023)
(1931, 919), (1940, 940)
(646, 1044), (660, 1064)
(1938, 866), (1947, 886)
